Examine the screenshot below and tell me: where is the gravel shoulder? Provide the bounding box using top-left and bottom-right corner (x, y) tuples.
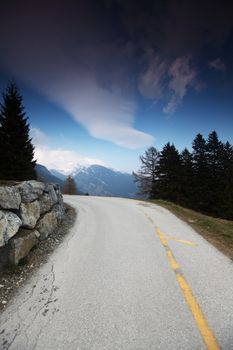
(0, 203), (76, 312)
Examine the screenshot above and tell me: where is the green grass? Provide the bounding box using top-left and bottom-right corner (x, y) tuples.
(148, 199), (233, 260)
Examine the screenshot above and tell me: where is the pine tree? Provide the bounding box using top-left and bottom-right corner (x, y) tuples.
(0, 82), (36, 181)
(180, 148), (194, 207)
(157, 143), (182, 203)
(192, 133), (209, 212)
(63, 175), (78, 195)
(220, 141), (233, 219)
(206, 131), (223, 216)
(133, 147), (160, 198)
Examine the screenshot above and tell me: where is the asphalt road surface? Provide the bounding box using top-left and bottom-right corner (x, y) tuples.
(1, 196), (233, 350)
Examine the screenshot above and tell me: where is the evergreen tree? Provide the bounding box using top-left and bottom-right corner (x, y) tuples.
(63, 175), (78, 195)
(133, 132), (233, 220)
(206, 131), (223, 215)
(180, 148), (194, 206)
(133, 147), (160, 198)
(0, 82), (36, 180)
(192, 133), (208, 211)
(220, 141), (233, 219)
(157, 143), (182, 203)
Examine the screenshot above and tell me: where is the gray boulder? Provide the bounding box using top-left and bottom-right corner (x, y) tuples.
(39, 193), (53, 214)
(45, 183), (58, 202)
(17, 181), (45, 203)
(9, 228), (38, 265)
(53, 203), (65, 223)
(39, 184), (58, 214)
(19, 200), (40, 229)
(36, 211), (58, 240)
(0, 210), (22, 247)
(0, 186), (21, 210)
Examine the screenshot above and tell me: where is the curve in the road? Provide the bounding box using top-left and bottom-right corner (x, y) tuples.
(0, 196), (232, 350)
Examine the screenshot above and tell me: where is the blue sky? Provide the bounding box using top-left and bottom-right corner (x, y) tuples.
(0, 1), (232, 174)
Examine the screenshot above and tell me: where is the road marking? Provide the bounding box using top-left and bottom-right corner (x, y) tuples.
(164, 235), (197, 247)
(143, 214), (197, 247)
(176, 273), (220, 350)
(156, 227), (220, 350)
(157, 227), (167, 246)
(166, 250), (180, 270)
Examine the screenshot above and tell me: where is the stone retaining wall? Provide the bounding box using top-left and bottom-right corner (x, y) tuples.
(0, 181), (64, 268)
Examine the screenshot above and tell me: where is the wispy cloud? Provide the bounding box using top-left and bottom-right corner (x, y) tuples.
(31, 128), (105, 174)
(163, 55), (197, 114)
(30, 127), (49, 146)
(0, 0), (231, 127)
(137, 52), (198, 114)
(44, 77), (154, 149)
(208, 58), (226, 72)
(0, 2), (154, 150)
(138, 52), (167, 101)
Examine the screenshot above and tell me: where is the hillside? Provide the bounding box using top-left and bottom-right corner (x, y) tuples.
(35, 164), (64, 186)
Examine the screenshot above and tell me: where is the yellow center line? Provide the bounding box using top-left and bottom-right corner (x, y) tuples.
(156, 228), (220, 350)
(157, 227), (167, 246)
(176, 273), (220, 350)
(166, 250), (180, 270)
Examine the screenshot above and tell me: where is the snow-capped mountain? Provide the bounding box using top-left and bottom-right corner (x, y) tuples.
(50, 164), (138, 198)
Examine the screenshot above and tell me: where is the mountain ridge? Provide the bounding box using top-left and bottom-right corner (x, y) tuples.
(37, 164), (138, 198)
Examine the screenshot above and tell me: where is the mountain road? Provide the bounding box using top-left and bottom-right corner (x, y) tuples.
(0, 196), (233, 349)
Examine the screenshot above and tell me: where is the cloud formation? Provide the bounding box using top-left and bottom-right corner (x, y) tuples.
(138, 52), (167, 101)
(44, 77), (154, 149)
(208, 58), (226, 72)
(0, 1), (155, 149)
(137, 53), (198, 114)
(0, 0), (232, 129)
(163, 56), (197, 114)
(31, 128), (105, 174)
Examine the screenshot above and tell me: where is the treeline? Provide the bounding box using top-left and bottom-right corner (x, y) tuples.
(133, 131), (233, 220)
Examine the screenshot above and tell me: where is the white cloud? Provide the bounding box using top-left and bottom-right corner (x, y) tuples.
(137, 53), (198, 115)
(0, 7), (154, 150)
(8, 67), (154, 150)
(138, 53), (167, 101)
(163, 55), (197, 114)
(30, 127), (49, 146)
(45, 77), (154, 149)
(31, 128), (105, 174)
(208, 57), (226, 72)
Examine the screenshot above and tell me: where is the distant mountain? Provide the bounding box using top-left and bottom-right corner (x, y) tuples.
(73, 164), (138, 198)
(50, 169), (67, 181)
(37, 164), (138, 198)
(35, 164), (64, 186)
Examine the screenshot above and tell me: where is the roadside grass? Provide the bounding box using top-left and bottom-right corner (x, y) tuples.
(148, 199), (233, 261)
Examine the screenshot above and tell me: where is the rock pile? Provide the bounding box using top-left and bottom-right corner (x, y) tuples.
(0, 181), (64, 267)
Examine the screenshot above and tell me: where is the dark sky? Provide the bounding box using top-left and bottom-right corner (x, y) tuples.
(0, 0), (232, 172)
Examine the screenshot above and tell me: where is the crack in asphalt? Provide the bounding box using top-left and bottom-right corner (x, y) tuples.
(5, 327), (19, 350)
(31, 262), (56, 350)
(1, 280), (41, 350)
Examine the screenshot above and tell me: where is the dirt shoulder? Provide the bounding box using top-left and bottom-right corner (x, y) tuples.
(0, 203), (76, 312)
(149, 199), (233, 261)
